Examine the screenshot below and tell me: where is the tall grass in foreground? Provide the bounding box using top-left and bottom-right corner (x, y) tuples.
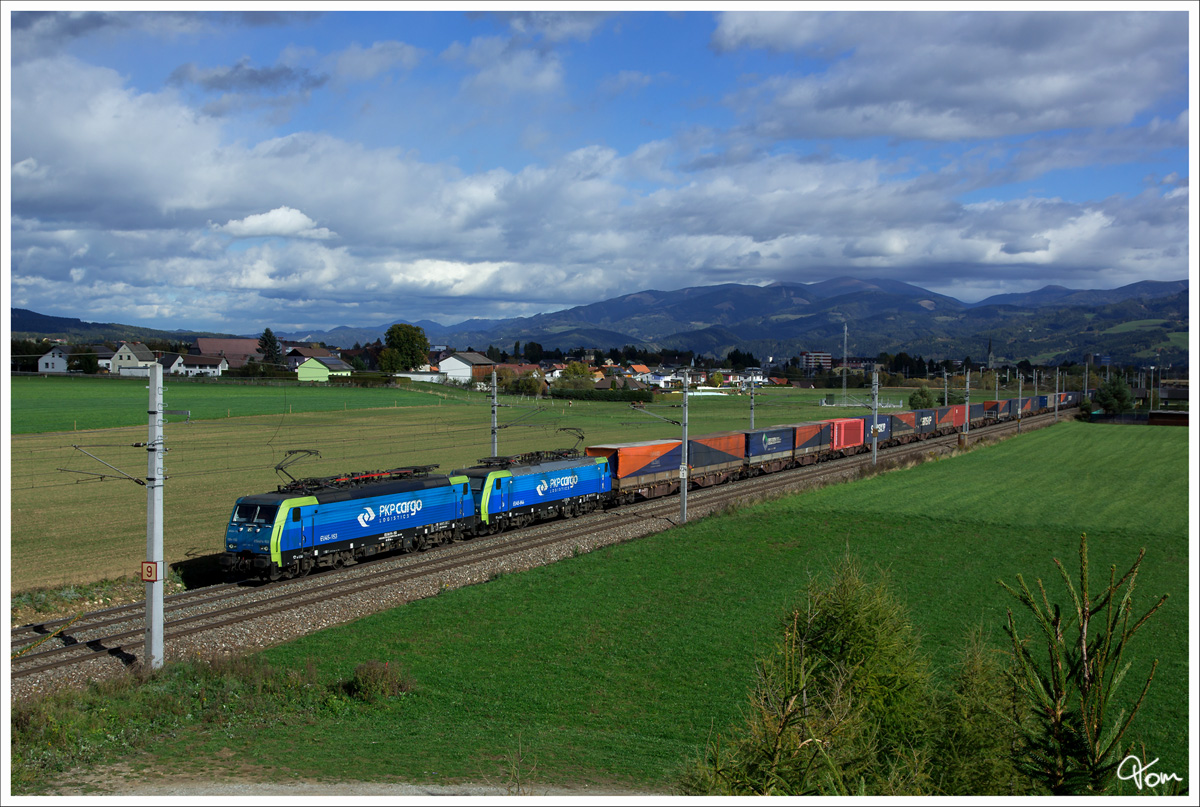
(9, 421), (1188, 794)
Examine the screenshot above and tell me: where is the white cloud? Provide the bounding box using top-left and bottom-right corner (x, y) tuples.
(499, 11), (610, 43)
(7, 18), (1189, 334)
(215, 207), (336, 240)
(444, 36), (564, 98)
(330, 40), (422, 81)
(714, 10), (1188, 141)
(599, 70), (653, 96)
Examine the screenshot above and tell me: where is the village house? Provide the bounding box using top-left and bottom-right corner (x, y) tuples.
(439, 352), (496, 385)
(111, 342), (157, 376)
(177, 354), (228, 377)
(285, 346), (336, 371)
(81, 345), (115, 372)
(37, 345), (71, 373)
(296, 356), (353, 382)
(158, 353), (186, 375)
(190, 338), (262, 369)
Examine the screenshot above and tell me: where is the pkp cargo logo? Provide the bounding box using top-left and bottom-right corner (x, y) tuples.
(536, 474), (579, 496)
(357, 507), (376, 528)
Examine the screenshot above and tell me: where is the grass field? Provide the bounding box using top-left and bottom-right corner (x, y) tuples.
(8, 375), (475, 434)
(9, 377), (972, 593)
(10, 420), (1189, 795)
(1102, 319), (1169, 334)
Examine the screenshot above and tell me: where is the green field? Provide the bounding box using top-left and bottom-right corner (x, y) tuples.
(10, 420), (1189, 795)
(1102, 319), (1169, 334)
(7, 376), (1089, 593)
(8, 375), (475, 434)
(12, 379), (917, 591)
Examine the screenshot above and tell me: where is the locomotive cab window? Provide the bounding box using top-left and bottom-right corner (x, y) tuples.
(233, 504), (278, 525)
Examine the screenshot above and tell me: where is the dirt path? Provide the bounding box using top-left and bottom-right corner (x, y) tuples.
(40, 762), (663, 798)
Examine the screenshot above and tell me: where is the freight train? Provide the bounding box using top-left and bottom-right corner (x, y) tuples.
(220, 392), (1080, 580)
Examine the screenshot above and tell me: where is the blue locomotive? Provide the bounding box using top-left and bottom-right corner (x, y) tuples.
(454, 451), (612, 533)
(220, 466), (475, 580)
(221, 451), (613, 580)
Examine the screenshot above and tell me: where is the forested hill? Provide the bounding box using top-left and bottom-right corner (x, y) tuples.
(11, 276), (1189, 367)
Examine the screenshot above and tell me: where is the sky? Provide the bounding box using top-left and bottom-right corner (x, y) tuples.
(4, 4), (1195, 335)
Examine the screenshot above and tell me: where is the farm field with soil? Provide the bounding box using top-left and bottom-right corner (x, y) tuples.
(9, 419), (1189, 796)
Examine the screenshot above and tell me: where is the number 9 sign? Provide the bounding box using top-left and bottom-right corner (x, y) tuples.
(141, 561), (162, 582)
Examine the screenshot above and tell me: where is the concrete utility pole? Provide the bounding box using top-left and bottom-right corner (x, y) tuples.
(681, 369), (689, 524)
(1056, 368), (1062, 421)
(144, 364), (165, 671)
(943, 369), (948, 407)
(964, 369), (971, 437)
(749, 377), (755, 430)
(1018, 374), (1023, 433)
(841, 323), (848, 406)
(871, 369), (879, 466)
(491, 370), (498, 456)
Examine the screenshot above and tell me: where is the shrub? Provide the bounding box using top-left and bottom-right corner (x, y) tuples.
(999, 533), (1169, 795)
(343, 660), (415, 703)
(933, 627), (1032, 796)
(548, 387), (653, 403)
(678, 554), (935, 795)
(908, 386), (936, 410)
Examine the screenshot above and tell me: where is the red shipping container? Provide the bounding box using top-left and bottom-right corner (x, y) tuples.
(828, 418), (864, 451)
(937, 405), (966, 428)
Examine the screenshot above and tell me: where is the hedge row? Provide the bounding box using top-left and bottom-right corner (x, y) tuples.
(548, 387), (654, 403)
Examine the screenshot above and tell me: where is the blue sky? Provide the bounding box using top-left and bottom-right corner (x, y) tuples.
(4, 6), (1194, 335)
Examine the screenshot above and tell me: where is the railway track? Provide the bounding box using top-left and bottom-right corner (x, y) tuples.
(10, 409), (1070, 696)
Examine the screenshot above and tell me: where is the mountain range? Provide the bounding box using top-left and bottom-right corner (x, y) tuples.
(11, 277), (1189, 367)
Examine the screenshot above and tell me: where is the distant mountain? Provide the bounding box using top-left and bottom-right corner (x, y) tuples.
(269, 319), (451, 347)
(972, 279), (1189, 309)
(10, 308), (237, 343)
(11, 276), (1188, 366)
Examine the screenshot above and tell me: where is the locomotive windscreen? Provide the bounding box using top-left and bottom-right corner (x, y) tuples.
(232, 503), (278, 526)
